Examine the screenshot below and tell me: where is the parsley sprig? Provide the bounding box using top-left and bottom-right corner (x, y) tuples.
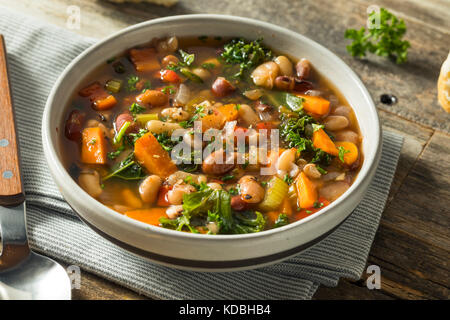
(344, 8), (410, 64)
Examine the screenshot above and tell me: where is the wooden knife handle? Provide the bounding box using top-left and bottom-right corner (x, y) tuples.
(0, 35), (25, 206)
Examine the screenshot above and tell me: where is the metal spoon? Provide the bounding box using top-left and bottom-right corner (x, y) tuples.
(0, 34), (71, 300)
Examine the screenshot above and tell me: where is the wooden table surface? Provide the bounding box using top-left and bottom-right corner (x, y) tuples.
(1, 0), (449, 300)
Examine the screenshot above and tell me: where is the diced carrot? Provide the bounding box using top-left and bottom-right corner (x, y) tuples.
(134, 133), (177, 178)
(121, 189), (143, 209)
(78, 82), (117, 111)
(93, 95), (117, 111)
(156, 185), (172, 207)
(201, 109), (226, 132)
(296, 94), (330, 116)
(279, 197), (293, 216)
(81, 127), (107, 164)
(124, 208), (168, 226)
(129, 48), (161, 72)
(256, 122), (274, 131)
(296, 172), (318, 208)
(266, 211), (280, 225)
(217, 104), (239, 122)
(334, 141), (359, 165)
(160, 69), (181, 83)
(294, 197), (330, 220)
(312, 128), (339, 156)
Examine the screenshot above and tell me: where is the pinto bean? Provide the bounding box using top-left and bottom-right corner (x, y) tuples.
(295, 58), (311, 79)
(211, 77), (236, 97)
(202, 150), (236, 175)
(323, 115), (349, 131)
(161, 55), (179, 68)
(293, 78), (314, 92)
(319, 181), (350, 201)
(251, 61), (279, 89)
(231, 195), (248, 211)
(332, 105), (351, 118)
(167, 183), (196, 205)
(115, 112), (136, 133)
(274, 76), (295, 91)
(274, 56), (294, 76)
(334, 130), (360, 145)
(78, 171), (102, 198)
(136, 90), (168, 107)
(239, 175), (265, 204)
(65, 110), (86, 141)
(139, 175), (162, 204)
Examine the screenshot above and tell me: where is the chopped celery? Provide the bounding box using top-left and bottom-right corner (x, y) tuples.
(135, 113), (158, 125)
(113, 121), (131, 145)
(105, 79), (123, 93)
(259, 176), (289, 212)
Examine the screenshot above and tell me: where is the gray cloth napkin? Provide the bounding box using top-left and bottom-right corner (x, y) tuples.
(0, 7), (404, 299)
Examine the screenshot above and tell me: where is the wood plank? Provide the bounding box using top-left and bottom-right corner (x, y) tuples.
(381, 131), (450, 249)
(314, 278), (394, 300)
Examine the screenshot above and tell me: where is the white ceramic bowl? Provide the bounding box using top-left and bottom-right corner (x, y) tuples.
(42, 15), (381, 271)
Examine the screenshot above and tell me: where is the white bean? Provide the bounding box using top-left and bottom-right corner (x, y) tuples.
(191, 67), (211, 81)
(251, 61), (280, 89)
(139, 175), (162, 204)
(276, 149), (296, 172)
(274, 56), (294, 76)
(78, 171), (102, 198)
(238, 104), (259, 126)
(207, 182), (223, 190)
(167, 184), (196, 205)
(146, 120), (182, 134)
(332, 105), (351, 117)
(303, 164), (321, 179)
(166, 205), (184, 219)
(238, 176), (265, 204)
(324, 115), (349, 131)
(161, 107), (190, 122)
(167, 171), (203, 186)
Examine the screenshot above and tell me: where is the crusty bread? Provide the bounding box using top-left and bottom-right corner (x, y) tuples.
(437, 51), (450, 113)
(105, 0), (178, 7)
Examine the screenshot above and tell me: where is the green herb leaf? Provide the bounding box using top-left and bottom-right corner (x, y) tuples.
(129, 102), (145, 117)
(344, 8), (410, 64)
(338, 146), (351, 163)
(126, 75), (140, 92)
(274, 213), (289, 228)
(178, 49), (195, 66)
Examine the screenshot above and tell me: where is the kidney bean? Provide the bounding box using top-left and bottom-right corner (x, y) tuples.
(65, 110), (86, 141)
(293, 78), (314, 92)
(211, 77), (236, 97)
(231, 195), (248, 211)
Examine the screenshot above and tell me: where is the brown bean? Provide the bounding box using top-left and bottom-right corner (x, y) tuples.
(274, 76), (295, 91)
(211, 77), (236, 97)
(202, 150), (236, 175)
(295, 58), (311, 79)
(65, 110), (86, 141)
(334, 130), (360, 145)
(136, 90), (168, 107)
(323, 115), (349, 131)
(115, 112), (136, 133)
(161, 55), (179, 68)
(231, 195), (248, 211)
(293, 78), (314, 92)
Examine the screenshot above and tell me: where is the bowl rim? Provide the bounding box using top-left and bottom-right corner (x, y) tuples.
(42, 14), (381, 242)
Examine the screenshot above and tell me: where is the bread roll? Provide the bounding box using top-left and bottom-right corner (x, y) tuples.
(437, 51), (450, 113)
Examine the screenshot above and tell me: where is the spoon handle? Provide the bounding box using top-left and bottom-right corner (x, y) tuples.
(0, 35), (25, 206)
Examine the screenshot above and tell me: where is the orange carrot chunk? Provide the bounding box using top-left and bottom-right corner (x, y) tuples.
(335, 141), (359, 165)
(124, 208), (168, 226)
(78, 82), (117, 111)
(81, 127), (107, 164)
(312, 128), (339, 156)
(201, 109), (226, 132)
(296, 94), (330, 116)
(296, 172), (318, 209)
(129, 48), (161, 72)
(279, 197), (293, 216)
(121, 189), (143, 209)
(134, 133), (177, 178)
(217, 104), (239, 122)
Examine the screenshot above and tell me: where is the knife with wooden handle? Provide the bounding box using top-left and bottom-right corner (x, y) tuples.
(0, 34), (25, 206)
